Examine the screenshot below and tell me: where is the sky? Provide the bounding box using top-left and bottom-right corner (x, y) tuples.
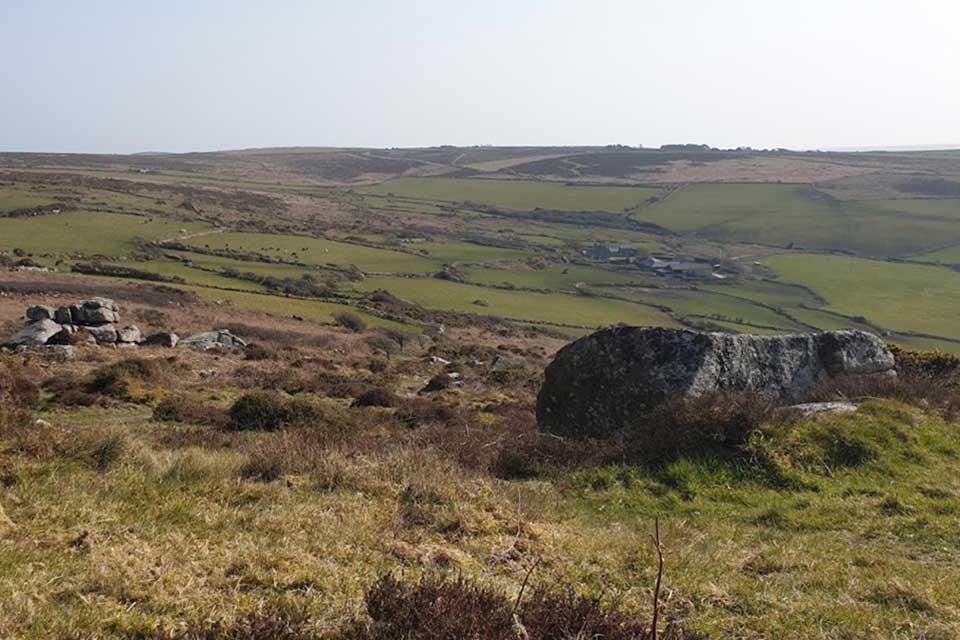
(2, 0), (958, 154)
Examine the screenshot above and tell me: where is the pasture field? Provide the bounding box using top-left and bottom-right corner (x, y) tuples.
(361, 177), (662, 212)
(186, 232), (440, 274)
(0, 187), (59, 211)
(463, 263), (648, 290)
(637, 184), (960, 256)
(0, 211), (209, 257)
(352, 275), (679, 329)
(180, 285), (412, 330)
(702, 278), (822, 309)
(105, 258), (268, 292)
(764, 254), (960, 339)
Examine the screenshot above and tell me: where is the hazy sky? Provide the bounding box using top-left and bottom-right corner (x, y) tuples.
(2, 0), (958, 153)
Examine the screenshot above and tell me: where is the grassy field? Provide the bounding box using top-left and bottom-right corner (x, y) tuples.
(362, 178), (662, 212)
(0, 212), (210, 257)
(636, 184), (960, 256)
(181, 286), (411, 330)
(105, 259), (268, 292)
(463, 263), (649, 290)
(3, 392), (959, 638)
(186, 232), (441, 274)
(764, 254), (960, 339)
(352, 275), (678, 329)
(0, 187), (59, 212)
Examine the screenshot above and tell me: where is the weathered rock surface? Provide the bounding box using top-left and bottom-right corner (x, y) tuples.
(117, 325), (142, 344)
(178, 329), (247, 351)
(490, 353), (527, 372)
(143, 331), (180, 348)
(85, 324), (118, 345)
(787, 401), (858, 417)
(537, 327), (895, 439)
(2, 319), (63, 348)
(26, 305), (55, 321)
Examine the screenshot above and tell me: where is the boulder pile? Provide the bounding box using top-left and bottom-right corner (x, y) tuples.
(3, 298), (143, 349)
(1, 298), (245, 353)
(537, 327), (896, 439)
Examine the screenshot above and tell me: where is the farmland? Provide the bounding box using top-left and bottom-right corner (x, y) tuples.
(2, 147), (960, 349)
(361, 177), (662, 212)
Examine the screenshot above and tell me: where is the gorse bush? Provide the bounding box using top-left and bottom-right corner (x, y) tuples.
(332, 311), (367, 333)
(227, 391), (327, 431)
(87, 357), (171, 402)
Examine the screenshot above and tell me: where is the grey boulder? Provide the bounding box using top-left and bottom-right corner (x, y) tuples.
(178, 329), (247, 351)
(143, 332), (180, 348)
(26, 305), (56, 321)
(117, 325), (142, 344)
(85, 324), (118, 345)
(54, 305), (79, 325)
(2, 319), (63, 349)
(537, 327), (895, 439)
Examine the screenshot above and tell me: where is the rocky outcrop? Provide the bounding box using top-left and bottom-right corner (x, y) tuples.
(537, 327), (895, 439)
(178, 329), (247, 351)
(2, 298), (145, 350)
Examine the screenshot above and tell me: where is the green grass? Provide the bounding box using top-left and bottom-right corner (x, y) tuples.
(636, 184), (960, 256)
(765, 254), (960, 338)
(362, 178), (662, 212)
(0, 187), (59, 212)
(462, 263), (648, 291)
(104, 259), (268, 292)
(352, 275), (679, 328)
(3, 392), (960, 638)
(186, 232), (441, 274)
(555, 401), (960, 638)
(0, 212), (209, 256)
(180, 286), (413, 330)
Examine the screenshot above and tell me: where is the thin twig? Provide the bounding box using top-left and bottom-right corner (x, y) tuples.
(650, 517), (664, 640)
(511, 557), (542, 617)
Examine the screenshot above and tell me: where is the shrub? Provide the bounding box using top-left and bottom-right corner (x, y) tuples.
(243, 342), (278, 361)
(87, 357), (169, 401)
(394, 398), (459, 429)
(228, 391), (294, 431)
(153, 395), (229, 427)
(421, 373), (452, 393)
(227, 392), (327, 431)
(352, 387), (399, 408)
(332, 311), (367, 333)
(339, 573), (697, 640)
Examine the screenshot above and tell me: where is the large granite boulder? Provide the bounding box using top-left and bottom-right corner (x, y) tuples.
(178, 329), (247, 351)
(2, 319), (64, 349)
(537, 327), (895, 439)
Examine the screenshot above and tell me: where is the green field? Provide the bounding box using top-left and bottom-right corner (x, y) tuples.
(765, 254), (960, 339)
(362, 178), (662, 212)
(636, 184), (960, 256)
(353, 276), (679, 329)
(187, 232), (441, 274)
(0, 187), (59, 212)
(463, 263), (648, 291)
(180, 286), (412, 330)
(0, 211), (209, 256)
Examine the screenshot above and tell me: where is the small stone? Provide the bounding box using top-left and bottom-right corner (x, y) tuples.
(85, 324), (118, 345)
